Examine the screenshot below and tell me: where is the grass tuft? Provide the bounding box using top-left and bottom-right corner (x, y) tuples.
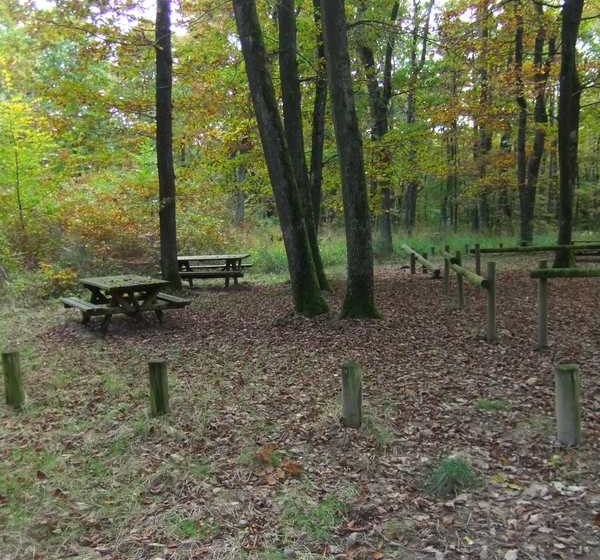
(475, 398), (511, 411)
(426, 456), (479, 498)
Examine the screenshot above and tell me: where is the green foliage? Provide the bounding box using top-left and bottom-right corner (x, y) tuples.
(426, 456), (479, 498)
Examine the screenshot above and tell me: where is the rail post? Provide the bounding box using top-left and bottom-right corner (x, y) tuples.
(486, 262), (497, 343)
(536, 260), (549, 349)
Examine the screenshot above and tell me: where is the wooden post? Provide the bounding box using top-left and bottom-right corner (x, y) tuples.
(464, 244), (470, 258)
(443, 245), (450, 295)
(486, 262), (497, 343)
(537, 260), (549, 349)
(555, 363), (582, 446)
(2, 351), (25, 409)
(148, 361), (169, 416)
(422, 252), (428, 273)
(341, 360), (362, 428)
(455, 250), (464, 309)
(475, 243), (481, 275)
(409, 253), (416, 274)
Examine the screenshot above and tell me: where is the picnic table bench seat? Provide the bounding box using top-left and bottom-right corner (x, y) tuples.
(155, 292), (191, 307)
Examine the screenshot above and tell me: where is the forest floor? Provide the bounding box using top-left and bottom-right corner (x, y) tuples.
(0, 259), (599, 560)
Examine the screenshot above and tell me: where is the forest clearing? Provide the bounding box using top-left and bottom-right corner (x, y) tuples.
(1, 252), (600, 559)
(1, 0), (600, 558)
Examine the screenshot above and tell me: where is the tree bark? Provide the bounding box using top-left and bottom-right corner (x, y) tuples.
(155, 0), (181, 289)
(320, 0), (379, 318)
(554, 0), (583, 267)
(514, 6), (531, 245)
(278, 0), (329, 290)
(233, 0), (327, 316)
(309, 0), (327, 231)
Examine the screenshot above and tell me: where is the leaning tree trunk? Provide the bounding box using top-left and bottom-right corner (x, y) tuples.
(320, 0), (379, 318)
(554, 0), (583, 267)
(233, 0), (327, 316)
(278, 0), (329, 290)
(155, 0), (181, 289)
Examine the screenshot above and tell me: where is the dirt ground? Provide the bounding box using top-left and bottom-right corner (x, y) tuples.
(1, 263), (599, 559)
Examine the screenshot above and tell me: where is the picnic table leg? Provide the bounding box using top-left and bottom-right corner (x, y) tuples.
(225, 276), (230, 288)
(100, 314), (112, 332)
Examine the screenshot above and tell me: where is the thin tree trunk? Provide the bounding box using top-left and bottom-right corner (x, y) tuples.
(554, 0), (583, 267)
(357, 1), (398, 257)
(233, 0), (327, 315)
(514, 6), (531, 245)
(156, 0), (181, 289)
(278, 0), (329, 290)
(309, 0), (327, 231)
(320, 0), (379, 318)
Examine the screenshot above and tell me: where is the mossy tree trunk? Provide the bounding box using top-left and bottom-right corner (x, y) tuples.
(278, 0), (329, 291)
(155, 0), (181, 289)
(233, 0), (327, 316)
(320, 0), (379, 318)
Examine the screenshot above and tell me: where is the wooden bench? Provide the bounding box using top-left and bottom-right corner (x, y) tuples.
(62, 297), (122, 329)
(180, 269), (244, 287)
(155, 292), (191, 308)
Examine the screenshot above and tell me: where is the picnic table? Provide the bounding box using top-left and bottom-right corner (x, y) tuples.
(178, 254), (251, 288)
(62, 274), (190, 331)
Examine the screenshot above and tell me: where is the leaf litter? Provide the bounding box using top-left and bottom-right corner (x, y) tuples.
(0, 265), (599, 559)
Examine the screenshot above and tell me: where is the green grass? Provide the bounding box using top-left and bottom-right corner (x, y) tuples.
(280, 490), (348, 542)
(426, 456), (479, 498)
(475, 398), (512, 411)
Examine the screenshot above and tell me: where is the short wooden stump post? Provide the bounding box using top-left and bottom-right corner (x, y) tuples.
(148, 360), (170, 417)
(341, 361), (362, 428)
(455, 250), (464, 309)
(2, 351), (25, 410)
(486, 262), (497, 343)
(410, 253), (416, 275)
(475, 244), (481, 275)
(443, 245), (450, 295)
(536, 260), (549, 349)
(555, 363), (581, 446)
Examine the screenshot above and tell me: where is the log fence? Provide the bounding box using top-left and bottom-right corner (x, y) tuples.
(530, 264), (600, 349)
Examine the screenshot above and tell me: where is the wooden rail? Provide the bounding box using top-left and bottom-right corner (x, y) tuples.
(530, 261), (600, 348)
(442, 249), (497, 343)
(401, 244), (441, 278)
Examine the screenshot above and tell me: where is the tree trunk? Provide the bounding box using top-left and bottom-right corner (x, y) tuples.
(554, 0), (583, 267)
(320, 0), (379, 318)
(357, 1), (398, 257)
(278, 0), (329, 290)
(233, 0), (327, 316)
(155, 0), (181, 289)
(309, 0), (327, 231)
(475, 0), (492, 232)
(402, 0), (434, 233)
(514, 6), (532, 246)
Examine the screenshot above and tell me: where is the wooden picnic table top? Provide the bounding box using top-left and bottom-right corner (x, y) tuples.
(80, 274), (170, 292)
(177, 254), (250, 261)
